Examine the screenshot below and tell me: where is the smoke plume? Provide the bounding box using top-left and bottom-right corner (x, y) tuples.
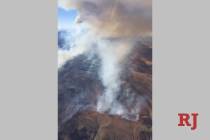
(96, 40), (131, 114)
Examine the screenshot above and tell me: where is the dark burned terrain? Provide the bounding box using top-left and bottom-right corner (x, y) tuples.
(58, 39), (152, 140)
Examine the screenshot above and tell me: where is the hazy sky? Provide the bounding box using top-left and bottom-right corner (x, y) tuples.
(58, 8), (77, 30)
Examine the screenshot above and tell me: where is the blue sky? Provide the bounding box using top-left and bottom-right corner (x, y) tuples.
(58, 8), (77, 29)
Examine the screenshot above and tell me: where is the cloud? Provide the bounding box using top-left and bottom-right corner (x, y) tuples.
(58, 0), (74, 10)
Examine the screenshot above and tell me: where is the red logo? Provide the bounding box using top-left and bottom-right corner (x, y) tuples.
(178, 113), (198, 130)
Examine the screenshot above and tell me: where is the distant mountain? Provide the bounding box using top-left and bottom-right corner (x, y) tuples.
(58, 30), (75, 50)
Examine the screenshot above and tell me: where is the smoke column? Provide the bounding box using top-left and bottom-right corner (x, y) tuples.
(96, 40), (131, 115)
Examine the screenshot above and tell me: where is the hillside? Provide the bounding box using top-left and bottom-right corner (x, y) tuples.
(58, 38), (152, 140)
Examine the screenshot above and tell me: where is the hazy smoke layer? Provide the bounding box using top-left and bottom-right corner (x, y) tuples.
(59, 0), (152, 37)
(59, 0), (152, 120)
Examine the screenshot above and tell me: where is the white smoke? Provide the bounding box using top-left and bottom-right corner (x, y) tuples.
(58, 45), (87, 67)
(58, 23), (95, 67)
(96, 40), (130, 114)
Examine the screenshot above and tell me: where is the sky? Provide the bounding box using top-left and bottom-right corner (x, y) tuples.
(58, 8), (77, 30)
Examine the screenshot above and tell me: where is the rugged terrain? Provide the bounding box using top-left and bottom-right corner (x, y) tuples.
(58, 38), (152, 140)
